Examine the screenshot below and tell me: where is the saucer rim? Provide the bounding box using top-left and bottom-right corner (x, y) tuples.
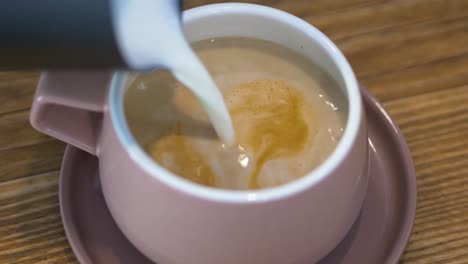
(360, 87), (416, 264)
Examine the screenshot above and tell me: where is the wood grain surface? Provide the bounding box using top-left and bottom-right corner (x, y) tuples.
(0, 0), (467, 263)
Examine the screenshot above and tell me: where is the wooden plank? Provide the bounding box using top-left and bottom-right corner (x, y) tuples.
(384, 85), (468, 142)
(266, 0), (384, 18)
(0, 110), (50, 152)
(309, 0), (468, 40)
(362, 52), (468, 101)
(0, 141), (65, 183)
(0, 77), (37, 115)
(0, 72), (39, 81)
(183, 0), (381, 16)
(337, 16), (468, 78)
(0, 172), (77, 264)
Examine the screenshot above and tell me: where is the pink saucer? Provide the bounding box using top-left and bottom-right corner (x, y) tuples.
(59, 87), (416, 264)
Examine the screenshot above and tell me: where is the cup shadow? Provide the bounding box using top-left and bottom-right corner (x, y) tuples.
(316, 213), (362, 264)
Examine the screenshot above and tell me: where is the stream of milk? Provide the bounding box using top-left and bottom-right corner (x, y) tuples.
(112, 0), (235, 144)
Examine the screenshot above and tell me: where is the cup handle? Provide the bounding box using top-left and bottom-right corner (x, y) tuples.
(30, 71), (113, 156)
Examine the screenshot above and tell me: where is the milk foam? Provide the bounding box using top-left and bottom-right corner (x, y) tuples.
(125, 37), (346, 190)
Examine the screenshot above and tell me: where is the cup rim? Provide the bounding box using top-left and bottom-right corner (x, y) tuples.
(109, 3), (362, 203)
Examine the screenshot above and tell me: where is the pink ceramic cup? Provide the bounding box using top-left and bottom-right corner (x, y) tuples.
(30, 3), (368, 264)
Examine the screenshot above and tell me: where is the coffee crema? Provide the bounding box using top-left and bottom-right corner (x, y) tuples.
(124, 37), (346, 190)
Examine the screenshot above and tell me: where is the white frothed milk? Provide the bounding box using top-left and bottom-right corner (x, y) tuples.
(125, 37), (346, 190)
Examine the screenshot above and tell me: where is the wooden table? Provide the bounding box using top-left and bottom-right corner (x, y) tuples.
(0, 0), (467, 263)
